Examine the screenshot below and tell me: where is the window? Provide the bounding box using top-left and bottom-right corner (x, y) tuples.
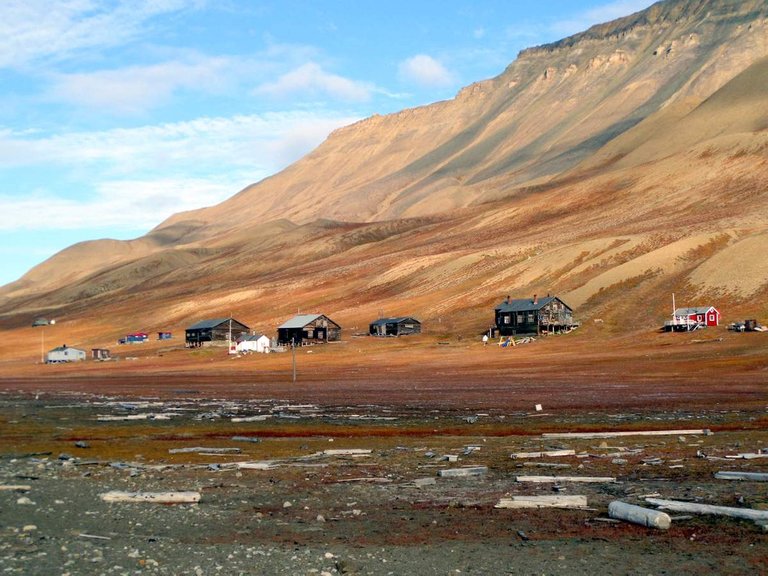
(503, 315), (511, 324)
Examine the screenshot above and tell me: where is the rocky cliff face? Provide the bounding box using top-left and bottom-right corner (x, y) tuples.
(2, 0), (767, 339)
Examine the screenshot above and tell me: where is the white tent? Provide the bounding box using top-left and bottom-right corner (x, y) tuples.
(236, 334), (271, 354)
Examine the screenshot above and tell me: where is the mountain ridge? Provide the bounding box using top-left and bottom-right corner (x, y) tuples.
(1, 0), (767, 347)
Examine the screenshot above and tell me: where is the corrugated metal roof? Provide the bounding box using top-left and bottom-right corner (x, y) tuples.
(674, 306), (717, 316)
(278, 314), (323, 329)
(239, 333), (267, 341)
(495, 296), (559, 313)
(370, 317), (420, 326)
(186, 318), (234, 330)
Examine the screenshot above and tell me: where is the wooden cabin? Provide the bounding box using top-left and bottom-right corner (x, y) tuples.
(665, 306), (720, 331)
(185, 318), (250, 347)
(369, 317), (421, 337)
(495, 295), (575, 336)
(277, 314), (341, 345)
(46, 345), (86, 363)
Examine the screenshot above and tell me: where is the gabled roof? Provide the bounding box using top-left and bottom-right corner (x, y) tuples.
(674, 306), (718, 316)
(278, 314), (324, 329)
(238, 333), (268, 342)
(187, 318), (244, 330)
(370, 317), (420, 326)
(495, 296), (564, 313)
(49, 346), (84, 353)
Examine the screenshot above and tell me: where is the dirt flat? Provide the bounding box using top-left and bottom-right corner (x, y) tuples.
(1, 329), (767, 574)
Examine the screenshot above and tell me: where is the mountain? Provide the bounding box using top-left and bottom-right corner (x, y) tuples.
(1, 0), (767, 345)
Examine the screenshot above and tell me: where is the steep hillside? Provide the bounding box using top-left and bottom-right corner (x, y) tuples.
(1, 0), (767, 352)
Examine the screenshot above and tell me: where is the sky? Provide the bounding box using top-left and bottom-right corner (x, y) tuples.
(0, 0), (656, 287)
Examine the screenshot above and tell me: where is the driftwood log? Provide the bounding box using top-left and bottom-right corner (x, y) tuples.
(100, 490), (201, 504)
(515, 475), (615, 483)
(495, 495), (588, 509)
(510, 449), (575, 459)
(608, 501), (671, 529)
(542, 429), (710, 439)
(645, 497), (768, 522)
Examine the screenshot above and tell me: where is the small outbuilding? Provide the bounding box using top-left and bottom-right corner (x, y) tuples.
(236, 333), (271, 354)
(185, 318), (250, 347)
(277, 314), (341, 345)
(47, 345), (86, 363)
(495, 294), (576, 336)
(157, 331), (173, 340)
(369, 317), (422, 337)
(91, 348), (111, 361)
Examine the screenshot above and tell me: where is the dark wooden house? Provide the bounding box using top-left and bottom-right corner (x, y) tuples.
(495, 295), (575, 336)
(369, 317), (421, 337)
(277, 314), (341, 345)
(185, 318), (250, 347)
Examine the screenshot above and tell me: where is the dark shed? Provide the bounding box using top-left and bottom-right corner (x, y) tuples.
(369, 317), (421, 337)
(185, 318), (250, 347)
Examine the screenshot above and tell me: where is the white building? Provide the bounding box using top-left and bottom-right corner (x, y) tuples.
(235, 334), (271, 354)
(46, 345), (86, 363)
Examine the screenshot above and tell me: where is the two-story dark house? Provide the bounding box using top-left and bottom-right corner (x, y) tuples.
(494, 295), (575, 336)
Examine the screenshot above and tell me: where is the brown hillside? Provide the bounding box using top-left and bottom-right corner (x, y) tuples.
(0, 0), (767, 370)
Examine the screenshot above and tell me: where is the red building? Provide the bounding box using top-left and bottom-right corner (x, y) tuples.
(666, 306), (720, 331)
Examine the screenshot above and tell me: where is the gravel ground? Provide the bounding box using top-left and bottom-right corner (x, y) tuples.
(1, 395), (767, 575)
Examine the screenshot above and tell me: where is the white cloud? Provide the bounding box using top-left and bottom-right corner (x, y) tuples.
(398, 54), (455, 88)
(255, 62), (373, 102)
(0, 178), (237, 231)
(47, 56), (236, 114)
(0, 110), (359, 232)
(550, 1), (656, 38)
(0, 0), (201, 69)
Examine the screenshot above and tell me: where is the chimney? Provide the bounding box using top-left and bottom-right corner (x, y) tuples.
(533, 294), (538, 305)
(504, 294), (510, 304)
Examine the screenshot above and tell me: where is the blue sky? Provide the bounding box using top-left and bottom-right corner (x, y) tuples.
(0, 0), (655, 287)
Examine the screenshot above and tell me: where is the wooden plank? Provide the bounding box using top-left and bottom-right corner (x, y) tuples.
(437, 466), (488, 477)
(645, 497), (768, 522)
(542, 429), (710, 439)
(0, 485), (32, 491)
(724, 453), (768, 460)
(608, 501), (671, 529)
(516, 475), (615, 483)
(510, 449), (575, 459)
(322, 449), (372, 456)
(714, 471), (768, 481)
(100, 490), (201, 504)
(236, 461), (279, 470)
(169, 447), (241, 454)
(495, 495), (588, 509)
